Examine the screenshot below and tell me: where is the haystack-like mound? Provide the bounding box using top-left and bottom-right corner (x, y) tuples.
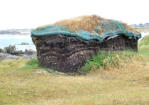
(31, 15), (141, 73)
(32, 15), (141, 42)
(55, 15), (138, 35)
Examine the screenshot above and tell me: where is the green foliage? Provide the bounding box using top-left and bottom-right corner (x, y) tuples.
(139, 35), (149, 52)
(79, 51), (137, 74)
(139, 35), (149, 46)
(23, 58), (38, 69)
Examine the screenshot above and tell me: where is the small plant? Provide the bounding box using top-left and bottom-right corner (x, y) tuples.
(23, 58), (38, 69)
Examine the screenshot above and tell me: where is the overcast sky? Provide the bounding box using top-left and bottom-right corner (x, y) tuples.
(0, 0), (148, 29)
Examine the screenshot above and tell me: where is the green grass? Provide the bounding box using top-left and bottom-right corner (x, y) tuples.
(139, 35), (149, 46)
(23, 58), (38, 69)
(0, 53), (149, 105)
(139, 35), (149, 56)
(79, 51), (138, 74)
(139, 35), (149, 53)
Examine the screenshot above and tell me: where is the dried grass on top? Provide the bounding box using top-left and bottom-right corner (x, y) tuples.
(37, 15), (139, 35)
(54, 15), (104, 32)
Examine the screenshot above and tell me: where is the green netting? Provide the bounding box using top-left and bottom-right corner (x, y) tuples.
(31, 20), (141, 43)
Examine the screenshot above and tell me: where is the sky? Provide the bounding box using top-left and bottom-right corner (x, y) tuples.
(0, 0), (148, 29)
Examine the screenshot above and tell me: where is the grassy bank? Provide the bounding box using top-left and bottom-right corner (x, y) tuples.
(0, 36), (149, 105)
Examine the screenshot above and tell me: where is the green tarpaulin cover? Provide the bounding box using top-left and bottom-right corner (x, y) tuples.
(31, 20), (141, 43)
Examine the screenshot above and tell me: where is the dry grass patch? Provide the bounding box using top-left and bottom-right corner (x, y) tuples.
(0, 54), (149, 105)
(55, 15), (103, 32)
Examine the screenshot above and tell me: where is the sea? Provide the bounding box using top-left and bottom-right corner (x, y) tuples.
(0, 34), (36, 51)
(0, 32), (148, 51)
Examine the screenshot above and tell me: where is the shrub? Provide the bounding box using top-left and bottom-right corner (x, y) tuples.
(23, 58), (38, 69)
(78, 51), (137, 74)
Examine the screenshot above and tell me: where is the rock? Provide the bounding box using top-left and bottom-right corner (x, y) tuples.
(0, 53), (6, 60)
(0, 48), (4, 53)
(10, 51), (24, 55)
(24, 49), (36, 55)
(6, 54), (20, 59)
(0, 53), (19, 60)
(4, 45), (16, 54)
(22, 54), (36, 59)
(0, 45), (37, 59)
(4, 45), (25, 55)
(20, 42), (29, 45)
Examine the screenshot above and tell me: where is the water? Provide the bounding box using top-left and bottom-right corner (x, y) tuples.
(0, 34), (36, 51)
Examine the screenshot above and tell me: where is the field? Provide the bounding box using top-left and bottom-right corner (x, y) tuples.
(0, 35), (149, 105)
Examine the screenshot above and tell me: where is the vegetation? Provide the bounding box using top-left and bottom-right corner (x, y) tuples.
(23, 58), (38, 69)
(0, 35), (149, 105)
(55, 15), (103, 32)
(0, 53), (149, 105)
(79, 34), (149, 74)
(79, 51), (138, 74)
(139, 35), (149, 52)
(39, 15), (136, 34)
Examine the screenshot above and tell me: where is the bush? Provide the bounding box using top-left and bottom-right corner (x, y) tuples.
(24, 58), (38, 69)
(78, 51), (137, 74)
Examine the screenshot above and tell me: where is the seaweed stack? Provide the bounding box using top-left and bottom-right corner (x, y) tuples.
(31, 15), (141, 73)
